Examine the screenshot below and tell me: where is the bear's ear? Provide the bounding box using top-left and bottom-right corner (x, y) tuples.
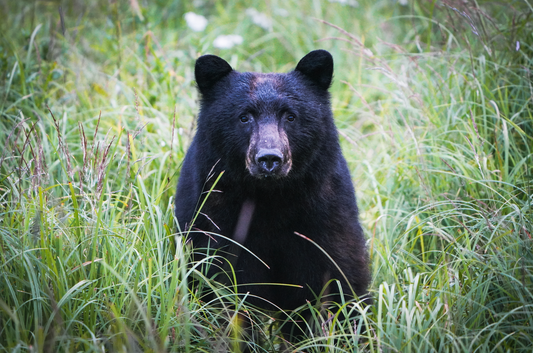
(195, 55), (233, 93)
(294, 50), (333, 90)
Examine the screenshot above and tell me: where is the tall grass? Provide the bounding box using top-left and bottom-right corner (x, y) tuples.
(1, 0), (531, 352)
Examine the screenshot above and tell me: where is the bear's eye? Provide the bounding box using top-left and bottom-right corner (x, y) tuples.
(239, 115), (250, 123)
(287, 115), (295, 122)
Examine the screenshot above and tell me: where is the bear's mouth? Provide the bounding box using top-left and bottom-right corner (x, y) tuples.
(247, 162), (292, 179)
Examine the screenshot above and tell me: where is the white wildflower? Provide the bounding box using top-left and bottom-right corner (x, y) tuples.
(213, 34), (243, 49)
(328, 0), (359, 7)
(184, 12), (208, 32)
(246, 8), (273, 31)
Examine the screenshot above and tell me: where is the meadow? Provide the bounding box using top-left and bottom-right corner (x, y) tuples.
(0, 0), (532, 352)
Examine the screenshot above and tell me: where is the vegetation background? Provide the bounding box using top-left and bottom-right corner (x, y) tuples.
(0, 0), (531, 352)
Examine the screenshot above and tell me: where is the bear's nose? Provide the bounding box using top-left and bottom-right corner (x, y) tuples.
(256, 149), (283, 174)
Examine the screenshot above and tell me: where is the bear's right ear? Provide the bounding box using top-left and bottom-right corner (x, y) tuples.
(195, 55), (233, 94)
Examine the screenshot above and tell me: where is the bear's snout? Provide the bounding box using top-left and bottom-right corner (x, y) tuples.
(255, 149), (283, 176)
(246, 121), (292, 179)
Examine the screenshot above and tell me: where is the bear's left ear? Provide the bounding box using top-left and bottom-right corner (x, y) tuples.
(195, 54), (233, 94)
(294, 50), (333, 90)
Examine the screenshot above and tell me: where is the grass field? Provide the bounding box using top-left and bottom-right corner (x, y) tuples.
(1, 0), (532, 352)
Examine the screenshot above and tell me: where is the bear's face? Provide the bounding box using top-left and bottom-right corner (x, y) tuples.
(237, 74), (294, 179)
(194, 50), (335, 182)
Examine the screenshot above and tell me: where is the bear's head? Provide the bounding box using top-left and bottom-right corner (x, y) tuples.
(194, 50), (337, 183)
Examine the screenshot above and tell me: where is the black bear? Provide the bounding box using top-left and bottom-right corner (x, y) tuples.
(175, 50), (370, 338)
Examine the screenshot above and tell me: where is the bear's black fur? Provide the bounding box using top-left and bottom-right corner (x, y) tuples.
(175, 50), (370, 335)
